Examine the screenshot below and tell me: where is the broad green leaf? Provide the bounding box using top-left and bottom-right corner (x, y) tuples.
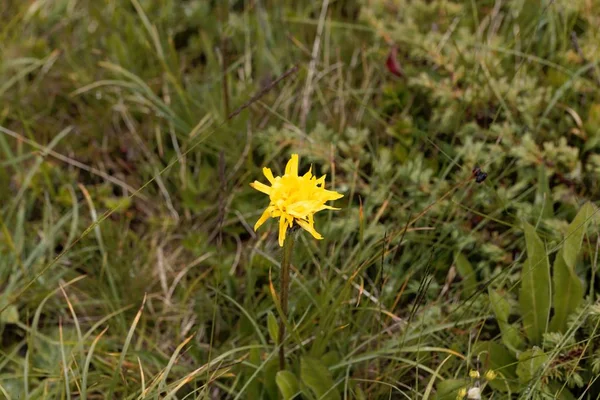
(563, 202), (594, 269)
(267, 311), (278, 343)
(0, 305), (19, 324)
(454, 252), (476, 297)
(536, 165), (553, 218)
(276, 371), (300, 400)
(547, 381), (577, 400)
(550, 203), (594, 332)
(301, 356), (341, 400)
(549, 249), (584, 333)
(489, 289), (510, 321)
(473, 341), (520, 393)
(321, 351), (340, 368)
(516, 347), (548, 385)
(433, 379), (468, 400)
(264, 357), (280, 400)
(519, 223), (551, 344)
(489, 289), (524, 352)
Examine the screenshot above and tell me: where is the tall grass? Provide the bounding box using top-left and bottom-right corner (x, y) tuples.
(1, 0), (600, 399)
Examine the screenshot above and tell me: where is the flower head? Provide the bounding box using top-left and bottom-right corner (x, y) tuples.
(250, 154), (343, 246)
(456, 387), (467, 399)
(469, 370), (480, 379)
(484, 369), (497, 381)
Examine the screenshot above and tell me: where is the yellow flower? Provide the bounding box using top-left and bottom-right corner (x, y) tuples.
(456, 387), (467, 399)
(250, 154), (343, 246)
(484, 369), (497, 381)
(469, 369), (480, 379)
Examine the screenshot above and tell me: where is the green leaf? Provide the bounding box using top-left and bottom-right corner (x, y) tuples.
(550, 203), (594, 332)
(102, 196), (132, 212)
(0, 305), (19, 324)
(549, 249), (584, 333)
(519, 223), (551, 344)
(353, 385), (367, 400)
(423, 355), (453, 400)
(473, 341), (521, 393)
(454, 252), (477, 297)
(301, 356), (341, 400)
(264, 357), (279, 400)
(563, 202), (594, 269)
(516, 347), (548, 385)
(247, 346), (261, 400)
(321, 351), (340, 368)
(547, 381), (577, 400)
(433, 379), (467, 400)
(584, 103), (600, 134)
(276, 371), (300, 400)
(488, 289), (524, 352)
(267, 311), (278, 343)
(536, 165), (553, 218)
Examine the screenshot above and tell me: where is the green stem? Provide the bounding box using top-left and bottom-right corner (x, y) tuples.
(278, 231), (295, 371)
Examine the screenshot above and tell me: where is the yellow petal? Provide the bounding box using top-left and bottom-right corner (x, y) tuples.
(328, 190), (344, 200)
(303, 166), (313, 179)
(278, 216), (288, 247)
(254, 207), (272, 231)
(285, 201), (313, 218)
(250, 181), (272, 194)
(319, 189), (344, 201)
(316, 204), (340, 212)
(263, 167), (276, 184)
(296, 218), (323, 240)
(285, 154), (299, 176)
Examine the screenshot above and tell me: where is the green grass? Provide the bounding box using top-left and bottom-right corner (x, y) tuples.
(2, 0), (600, 398)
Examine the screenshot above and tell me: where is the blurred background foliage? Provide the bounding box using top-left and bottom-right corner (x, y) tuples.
(1, 0), (600, 398)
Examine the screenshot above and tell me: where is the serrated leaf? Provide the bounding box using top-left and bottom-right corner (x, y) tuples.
(454, 252), (476, 297)
(301, 356), (341, 400)
(267, 311), (278, 343)
(276, 371), (300, 400)
(0, 305), (19, 324)
(563, 202), (594, 269)
(489, 289), (524, 352)
(519, 223), (551, 344)
(516, 347), (548, 384)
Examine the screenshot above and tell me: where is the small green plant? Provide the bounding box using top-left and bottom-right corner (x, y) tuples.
(483, 202), (596, 398)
